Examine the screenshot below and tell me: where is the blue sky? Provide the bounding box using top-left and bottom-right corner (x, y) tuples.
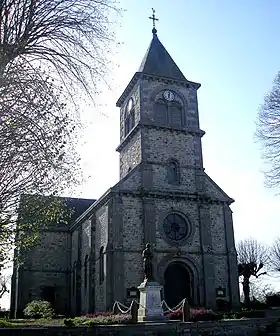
(2, 0), (280, 309)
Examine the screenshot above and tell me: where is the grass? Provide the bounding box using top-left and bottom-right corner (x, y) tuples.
(0, 318), (64, 327)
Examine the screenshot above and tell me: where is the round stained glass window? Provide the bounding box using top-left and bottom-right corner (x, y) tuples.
(163, 213), (188, 241)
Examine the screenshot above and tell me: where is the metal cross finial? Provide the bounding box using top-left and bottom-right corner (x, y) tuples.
(149, 8), (159, 35)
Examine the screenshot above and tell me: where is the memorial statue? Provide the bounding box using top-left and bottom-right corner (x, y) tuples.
(142, 243), (154, 281)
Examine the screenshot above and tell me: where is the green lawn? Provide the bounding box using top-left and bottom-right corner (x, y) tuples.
(0, 318), (64, 327)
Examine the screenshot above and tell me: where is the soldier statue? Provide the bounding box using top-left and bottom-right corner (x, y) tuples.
(142, 243), (154, 281)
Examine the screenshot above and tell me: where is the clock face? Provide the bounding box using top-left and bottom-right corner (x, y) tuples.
(163, 213), (188, 241)
(163, 90), (175, 101)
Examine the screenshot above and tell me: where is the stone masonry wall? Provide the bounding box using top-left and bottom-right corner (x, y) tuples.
(94, 204), (109, 312)
(18, 229), (71, 314)
(19, 270), (69, 314)
(24, 231), (70, 270)
(70, 228), (79, 315)
(80, 219), (91, 314)
(154, 199), (201, 252)
(119, 131), (142, 179)
(121, 196), (144, 294)
(140, 79), (200, 125)
(143, 128), (195, 166)
(122, 196), (143, 250)
(1, 318), (276, 336)
(214, 255), (230, 300)
(150, 163), (196, 193)
(209, 203), (227, 254)
(123, 252), (143, 292)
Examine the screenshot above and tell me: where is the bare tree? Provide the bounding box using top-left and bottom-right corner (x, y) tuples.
(0, 60), (80, 259)
(246, 279), (275, 303)
(236, 238), (269, 307)
(0, 0), (121, 101)
(0, 275), (8, 300)
(0, 0), (121, 260)
(270, 237), (280, 272)
(256, 71), (280, 188)
(0, 251), (8, 300)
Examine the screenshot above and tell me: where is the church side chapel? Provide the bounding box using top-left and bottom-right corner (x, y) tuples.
(10, 11), (240, 317)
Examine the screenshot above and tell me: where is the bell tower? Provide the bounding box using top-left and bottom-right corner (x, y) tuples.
(116, 16), (205, 194)
(114, 10), (239, 309)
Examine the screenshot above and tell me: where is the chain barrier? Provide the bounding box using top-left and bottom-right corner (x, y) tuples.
(112, 301), (132, 314)
(112, 298), (187, 315)
(161, 298), (185, 314)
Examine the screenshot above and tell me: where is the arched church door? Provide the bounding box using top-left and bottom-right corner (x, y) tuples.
(164, 262), (193, 308)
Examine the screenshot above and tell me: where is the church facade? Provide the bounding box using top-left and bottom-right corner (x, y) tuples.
(10, 28), (240, 316)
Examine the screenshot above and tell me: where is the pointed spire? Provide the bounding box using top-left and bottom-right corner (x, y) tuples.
(138, 32), (187, 82)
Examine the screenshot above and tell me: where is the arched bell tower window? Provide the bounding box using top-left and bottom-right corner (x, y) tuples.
(170, 101), (183, 126)
(167, 159), (180, 184)
(124, 98), (135, 136)
(154, 90), (184, 127)
(99, 246), (104, 285)
(155, 99), (168, 124)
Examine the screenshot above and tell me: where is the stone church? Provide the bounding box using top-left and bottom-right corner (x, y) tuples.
(10, 26), (240, 317)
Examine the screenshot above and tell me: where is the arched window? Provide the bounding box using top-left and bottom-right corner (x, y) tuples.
(124, 98), (135, 137)
(167, 159), (180, 184)
(154, 99), (168, 124)
(130, 110), (135, 129)
(170, 101), (183, 126)
(99, 246), (104, 285)
(84, 255), (89, 290)
(72, 261), (77, 296)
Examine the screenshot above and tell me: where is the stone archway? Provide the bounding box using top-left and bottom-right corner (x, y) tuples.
(163, 262), (193, 308)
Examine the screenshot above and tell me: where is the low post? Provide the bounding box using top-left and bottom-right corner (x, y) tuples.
(182, 298), (190, 322)
(131, 300), (138, 323)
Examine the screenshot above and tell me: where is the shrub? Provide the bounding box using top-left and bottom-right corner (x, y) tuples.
(168, 311), (182, 320)
(23, 300), (54, 319)
(249, 298), (267, 310)
(63, 318), (75, 327)
(84, 312), (113, 318)
(190, 309), (218, 322)
(216, 299), (230, 312)
(168, 309), (218, 322)
(0, 319), (14, 327)
(266, 293), (280, 307)
(71, 314), (132, 326)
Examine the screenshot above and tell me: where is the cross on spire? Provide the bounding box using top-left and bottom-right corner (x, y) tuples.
(149, 8), (159, 35)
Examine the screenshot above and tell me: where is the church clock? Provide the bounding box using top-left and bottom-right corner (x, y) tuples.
(163, 90), (175, 101)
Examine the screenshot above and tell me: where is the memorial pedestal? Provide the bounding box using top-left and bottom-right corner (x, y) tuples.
(137, 280), (164, 322)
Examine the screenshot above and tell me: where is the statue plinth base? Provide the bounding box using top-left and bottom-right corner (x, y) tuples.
(137, 280), (164, 322)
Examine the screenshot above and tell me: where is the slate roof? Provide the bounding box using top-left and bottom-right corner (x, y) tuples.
(18, 194), (95, 226)
(138, 32), (187, 81)
(64, 197), (95, 222)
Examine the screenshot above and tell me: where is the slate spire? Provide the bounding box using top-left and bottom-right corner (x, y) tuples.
(138, 9), (187, 82)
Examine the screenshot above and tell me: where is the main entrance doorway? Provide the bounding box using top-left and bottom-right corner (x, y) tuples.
(164, 262), (193, 308)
